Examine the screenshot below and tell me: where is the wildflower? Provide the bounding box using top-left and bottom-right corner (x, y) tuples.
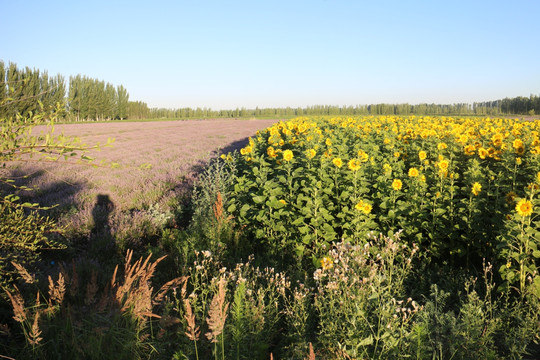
(306, 148), (316, 159)
(418, 150), (427, 161)
(394, 151), (400, 158)
(472, 182), (482, 196)
(515, 198), (533, 217)
(348, 159), (361, 171)
(408, 168), (419, 177)
(321, 256), (333, 270)
(383, 163), (392, 173)
(437, 142), (447, 150)
(325, 138), (332, 146)
(392, 179), (402, 191)
(283, 149), (293, 162)
(332, 157), (343, 168)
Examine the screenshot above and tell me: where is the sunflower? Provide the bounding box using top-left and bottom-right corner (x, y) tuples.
(515, 198), (533, 217)
(392, 179), (403, 191)
(355, 200), (372, 214)
(240, 145), (252, 155)
(418, 150), (427, 161)
(332, 157), (343, 168)
(408, 167), (419, 177)
(490, 133), (502, 146)
(283, 149), (294, 162)
(472, 182), (482, 196)
(267, 146), (277, 158)
(506, 191), (518, 205)
(464, 145), (475, 156)
(358, 150), (369, 162)
(437, 159), (449, 172)
(306, 148), (316, 159)
(478, 147), (488, 160)
(348, 159), (361, 171)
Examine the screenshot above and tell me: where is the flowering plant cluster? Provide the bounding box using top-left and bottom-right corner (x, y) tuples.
(225, 116), (539, 296)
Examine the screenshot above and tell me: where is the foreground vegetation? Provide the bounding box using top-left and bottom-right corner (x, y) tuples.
(1, 113), (539, 359)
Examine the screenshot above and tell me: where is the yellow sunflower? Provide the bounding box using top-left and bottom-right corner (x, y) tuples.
(408, 167), (419, 177)
(472, 182), (482, 196)
(515, 198), (533, 217)
(392, 179), (403, 191)
(438, 159), (449, 172)
(283, 149), (294, 162)
(332, 157), (343, 168)
(348, 159), (361, 171)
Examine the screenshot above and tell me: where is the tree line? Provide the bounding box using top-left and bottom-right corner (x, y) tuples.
(0, 61), (129, 121)
(1, 60), (539, 121)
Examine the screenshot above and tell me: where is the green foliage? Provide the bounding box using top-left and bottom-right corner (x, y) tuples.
(313, 232), (420, 359)
(411, 265), (540, 360)
(0, 199), (63, 287)
(0, 89), (114, 287)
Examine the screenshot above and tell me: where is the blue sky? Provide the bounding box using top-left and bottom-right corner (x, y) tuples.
(2, 0), (539, 109)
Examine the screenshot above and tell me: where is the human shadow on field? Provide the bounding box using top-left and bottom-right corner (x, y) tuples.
(90, 194), (116, 255)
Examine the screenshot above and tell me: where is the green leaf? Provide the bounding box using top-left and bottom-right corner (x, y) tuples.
(252, 195), (266, 204)
(358, 336), (373, 346)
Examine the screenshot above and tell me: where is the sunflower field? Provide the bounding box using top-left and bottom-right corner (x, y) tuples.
(225, 115), (540, 297)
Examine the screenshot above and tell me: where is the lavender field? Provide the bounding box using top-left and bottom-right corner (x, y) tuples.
(8, 118), (277, 242)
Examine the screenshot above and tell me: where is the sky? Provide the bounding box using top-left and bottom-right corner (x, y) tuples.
(2, 0), (540, 110)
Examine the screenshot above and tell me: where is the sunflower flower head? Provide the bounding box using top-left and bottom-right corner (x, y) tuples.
(348, 159), (361, 171)
(283, 149), (294, 162)
(392, 179), (403, 191)
(472, 182), (482, 196)
(408, 167), (419, 177)
(515, 198), (533, 217)
(355, 200), (372, 214)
